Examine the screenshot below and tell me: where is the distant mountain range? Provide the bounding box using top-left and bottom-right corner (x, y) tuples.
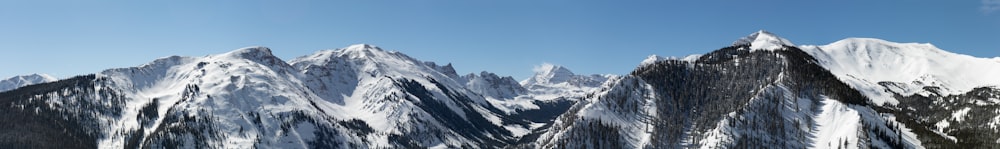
(2, 30), (998, 148)
(0, 73), (57, 92)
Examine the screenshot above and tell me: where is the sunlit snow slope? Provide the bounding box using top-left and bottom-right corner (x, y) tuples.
(0, 73), (57, 92)
(531, 31), (921, 149)
(802, 38), (1000, 148)
(0, 45), (578, 148)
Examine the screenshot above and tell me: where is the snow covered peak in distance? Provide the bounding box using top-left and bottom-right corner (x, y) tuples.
(733, 30), (795, 51)
(462, 71), (527, 99)
(0, 73), (58, 92)
(519, 63), (613, 100)
(521, 63), (576, 85)
(338, 44), (387, 58)
(290, 44), (451, 80)
(639, 55), (666, 66)
(222, 46), (273, 57)
(801, 38), (1000, 105)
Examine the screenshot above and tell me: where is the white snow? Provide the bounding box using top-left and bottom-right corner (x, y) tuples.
(640, 55), (666, 66)
(475, 105), (504, 126)
(935, 120), (950, 132)
(952, 107), (972, 122)
(429, 143), (449, 149)
(733, 30), (795, 51)
(529, 122), (546, 129)
(504, 125), (531, 137)
(639, 54), (702, 67)
(462, 71), (525, 99)
(522, 63), (577, 86)
(990, 114), (1000, 130)
(565, 76), (656, 148)
(681, 54), (703, 62)
(989, 98), (1000, 104)
(46, 44), (527, 148)
(932, 120), (958, 142)
(290, 44), (523, 147)
(0, 73), (59, 92)
(881, 114), (924, 148)
(698, 113), (736, 149)
(801, 38), (1000, 105)
(520, 63), (613, 101)
(484, 96), (540, 114)
(813, 97), (861, 149)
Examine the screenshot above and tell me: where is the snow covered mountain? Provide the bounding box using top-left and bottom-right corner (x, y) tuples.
(461, 71), (527, 99)
(2, 30), (997, 148)
(531, 31), (918, 148)
(528, 30), (1000, 148)
(802, 38), (1000, 148)
(0, 73), (57, 92)
(0, 44), (563, 148)
(733, 30), (796, 51)
(520, 63), (614, 100)
(801, 38), (1000, 105)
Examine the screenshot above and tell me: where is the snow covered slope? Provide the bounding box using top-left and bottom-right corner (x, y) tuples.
(0, 44), (547, 148)
(3, 30), (997, 148)
(801, 38), (1000, 105)
(733, 30), (795, 51)
(802, 38), (1000, 148)
(532, 76), (658, 149)
(521, 63), (614, 100)
(532, 31), (920, 148)
(0, 74), (57, 92)
(290, 44), (519, 148)
(461, 71), (527, 99)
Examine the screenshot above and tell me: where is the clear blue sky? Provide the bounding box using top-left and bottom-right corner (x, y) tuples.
(2, 1), (998, 80)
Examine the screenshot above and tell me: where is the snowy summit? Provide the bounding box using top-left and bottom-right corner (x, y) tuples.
(733, 30), (795, 51)
(639, 55), (665, 66)
(521, 63), (576, 85)
(0, 73), (58, 92)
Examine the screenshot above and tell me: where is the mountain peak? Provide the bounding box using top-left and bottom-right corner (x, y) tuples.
(344, 44), (383, 52)
(335, 44), (391, 58)
(522, 63), (576, 85)
(222, 46), (275, 60)
(24, 74), (57, 81)
(538, 63), (575, 78)
(342, 44), (383, 52)
(7, 74), (57, 82)
(733, 30), (795, 51)
(640, 55), (666, 66)
(0, 73), (58, 92)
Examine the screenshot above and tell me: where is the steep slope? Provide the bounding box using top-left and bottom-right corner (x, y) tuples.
(0, 45), (536, 148)
(801, 38), (1000, 105)
(0, 73), (57, 92)
(0, 75), (105, 149)
(532, 31), (918, 148)
(802, 38), (1000, 148)
(461, 71), (527, 99)
(530, 76), (658, 148)
(289, 44), (518, 148)
(4, 31), (996, 148)
(96, 47), (338, 148)
(733, 30), (795, 51)
(1, 47), (347, 148)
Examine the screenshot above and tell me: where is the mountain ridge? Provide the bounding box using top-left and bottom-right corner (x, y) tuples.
(2, 31), (999, 148)
(0, 73), (58, 92)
